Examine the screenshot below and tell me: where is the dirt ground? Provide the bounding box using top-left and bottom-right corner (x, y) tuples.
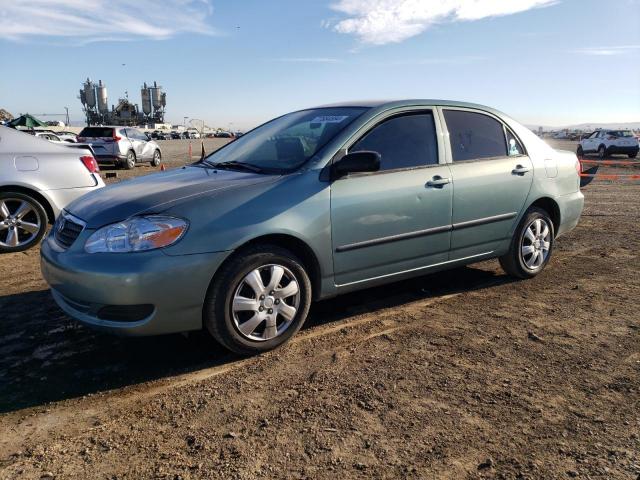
(0, 140), (638, 479)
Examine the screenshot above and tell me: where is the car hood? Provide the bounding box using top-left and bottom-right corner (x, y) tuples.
(65, 166), (280, 228)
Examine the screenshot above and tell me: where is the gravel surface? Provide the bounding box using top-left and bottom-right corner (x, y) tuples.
(0, 140), (638, 479)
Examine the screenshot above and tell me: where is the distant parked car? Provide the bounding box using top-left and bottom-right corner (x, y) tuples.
(0, 126), (104, 253)
(57, 131), (79, 142)
(33, 132), (63, 142)
(41, 100), (584, 355)
(170, 131), (182, 139)
(577, 130), (639, 159)
(155, 131), (170, 140)
(77, 126), (162, 169)
(215, 131), (234, 138)
(27, 130), (76, 143)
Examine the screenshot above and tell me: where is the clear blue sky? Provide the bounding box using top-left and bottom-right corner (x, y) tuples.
(0, 0), (638, 130)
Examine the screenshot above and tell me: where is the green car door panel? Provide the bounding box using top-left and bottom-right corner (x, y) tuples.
(331, 165), (453, 286)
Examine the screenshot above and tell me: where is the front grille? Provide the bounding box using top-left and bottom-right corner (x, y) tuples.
(54, 215), (85, 248)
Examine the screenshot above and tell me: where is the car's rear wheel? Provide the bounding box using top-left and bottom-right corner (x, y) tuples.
(123, 150), (136, 170)
(499, 207), (554, 279)
(0, 192), (48, 253)
(204, 245), (312, 355)
(151, 149), (161, 167)
(598, 145), (607, 159)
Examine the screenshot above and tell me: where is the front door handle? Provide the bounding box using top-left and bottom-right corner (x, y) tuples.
(426, 176), (451, 188)
(512, 165), (531, 175)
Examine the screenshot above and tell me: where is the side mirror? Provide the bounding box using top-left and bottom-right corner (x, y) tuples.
(332, 151), (380, 179)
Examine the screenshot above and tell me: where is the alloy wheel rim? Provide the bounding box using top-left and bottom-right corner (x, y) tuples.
(231, 264), (301, 342)
(521, 218), (551, 270)
(0, 199), (42, 248)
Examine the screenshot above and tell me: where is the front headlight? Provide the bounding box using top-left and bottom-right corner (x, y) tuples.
(84, 216), (188, 253)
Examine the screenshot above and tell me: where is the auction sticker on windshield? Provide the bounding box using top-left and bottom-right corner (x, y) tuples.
(311, 115), (349, 123)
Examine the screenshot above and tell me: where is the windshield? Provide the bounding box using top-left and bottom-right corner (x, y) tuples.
(201, 107), (367, 173)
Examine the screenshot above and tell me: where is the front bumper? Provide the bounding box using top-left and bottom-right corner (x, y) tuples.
(40, 233), (229, 336)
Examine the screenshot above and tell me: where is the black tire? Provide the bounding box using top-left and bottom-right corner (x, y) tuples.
(499, 207), (555, 280)
(123, 150), (136, 170)
(598, 145), (607, 160)
(629, 152), (638, 159)
(151, 149), (161, 167)
(0, 192), (48, 253)
(576, 146), (584, 158)
(204, 244), (312, 355)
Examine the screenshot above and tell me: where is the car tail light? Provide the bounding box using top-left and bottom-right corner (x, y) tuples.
(77, 137), (86, 142)
(80, 155), (100, 173)
(575, 158), (582, 174)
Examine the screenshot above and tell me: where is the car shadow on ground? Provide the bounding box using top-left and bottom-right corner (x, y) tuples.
(0, 264), (515, 413)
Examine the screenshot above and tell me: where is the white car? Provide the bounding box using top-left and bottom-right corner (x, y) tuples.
(31, 130), (77, 143)
(0, 127), (105, 253)
(578, 130), (639, 159)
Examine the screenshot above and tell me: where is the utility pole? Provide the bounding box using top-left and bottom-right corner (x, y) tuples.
(64, 107), (69, 126)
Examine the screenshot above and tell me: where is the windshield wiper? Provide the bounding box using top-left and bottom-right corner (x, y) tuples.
(204, 160), (264, 173)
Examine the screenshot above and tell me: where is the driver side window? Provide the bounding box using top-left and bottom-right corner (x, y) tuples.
(350, 112), (439, 171)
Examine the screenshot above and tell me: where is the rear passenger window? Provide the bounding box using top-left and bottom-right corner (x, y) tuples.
(444, 110), (507, 161)
(350, 113), (438, 171)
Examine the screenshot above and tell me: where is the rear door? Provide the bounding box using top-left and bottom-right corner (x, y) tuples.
(440, 108), (533, 260)
(331, 109), (453, 287)
(128, 129), (153, 159)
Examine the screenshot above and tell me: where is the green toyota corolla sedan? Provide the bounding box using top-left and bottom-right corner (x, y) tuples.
(41, 100), (584, 354)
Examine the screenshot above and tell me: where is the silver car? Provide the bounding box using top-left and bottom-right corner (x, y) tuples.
(0, 126), (105, 253)
(77, 126), (162, 169)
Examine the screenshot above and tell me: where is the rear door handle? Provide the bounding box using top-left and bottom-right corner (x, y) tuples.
(426, 176), (451, 188)
(512, 165), (531, 175)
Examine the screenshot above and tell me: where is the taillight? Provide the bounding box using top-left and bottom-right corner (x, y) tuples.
(576, 158), (582, 174)
(77, 137), (86, 142)
(113, 135), (122, 141)
(80, 155), (99, 173)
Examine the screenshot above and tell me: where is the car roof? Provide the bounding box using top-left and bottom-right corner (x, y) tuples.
(314, 99), (504, 114)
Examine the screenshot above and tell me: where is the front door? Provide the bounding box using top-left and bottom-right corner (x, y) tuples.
(441, 108), (534, 259)
(331, 111), (453, 287)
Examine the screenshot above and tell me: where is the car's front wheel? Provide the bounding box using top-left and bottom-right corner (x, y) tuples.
(598, 145), (607, 159)
(0, 192), (48, 253)
(204, 245), (312, 355)
(499, 207), (554, 279)
(576, 146), (584, 158)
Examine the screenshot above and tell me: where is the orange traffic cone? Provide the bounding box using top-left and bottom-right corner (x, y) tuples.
(160, 163), (166, 171)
